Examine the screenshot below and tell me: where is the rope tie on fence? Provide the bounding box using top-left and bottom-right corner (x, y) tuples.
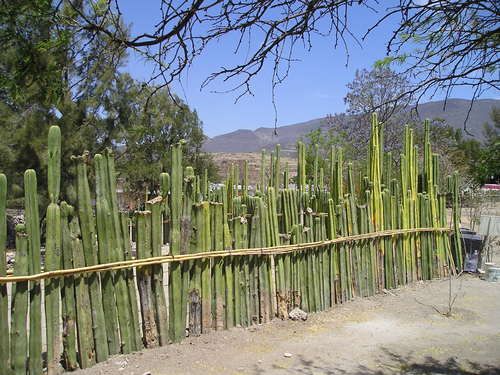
(0, 227), (451, 284)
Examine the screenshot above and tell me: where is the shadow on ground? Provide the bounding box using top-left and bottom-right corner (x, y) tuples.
(256, 349), (500, 374)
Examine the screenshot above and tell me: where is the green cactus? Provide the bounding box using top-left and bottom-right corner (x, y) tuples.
(11, 224), (29, 374)
(73, 152), (108, 362)
(24, 169), (43, 374)
(94, 153), (120, 354)
(48, 125), (61, 204)
(146, 197), (169, 345)
(45, 125), (62, 375)
(104, 150), (135, 353)
(45, 201), (62, 374)
(0, 173), (8, 373)
(60, 202), (78, 370)
(69, 214), (96, 368)
(136, 210), (159, 347)
(169, 142), (184, 342)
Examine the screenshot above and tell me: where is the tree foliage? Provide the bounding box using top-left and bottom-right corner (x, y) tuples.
(474, 108), (500, 183)
(0, 1), (217, 207)
(341, 67), (418, 153)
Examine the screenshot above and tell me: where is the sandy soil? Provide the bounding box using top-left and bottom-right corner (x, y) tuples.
(73, 270), (500, 375)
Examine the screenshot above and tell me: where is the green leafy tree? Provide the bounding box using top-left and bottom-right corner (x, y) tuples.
(475, 108), (500, 184)
(106, 75), (217, 199)
(0, 1), (217, 208)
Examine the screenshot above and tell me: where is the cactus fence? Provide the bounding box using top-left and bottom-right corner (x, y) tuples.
(0, 115), (462, 374)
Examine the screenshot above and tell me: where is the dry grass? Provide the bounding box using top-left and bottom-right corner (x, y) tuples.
(211, 152), (297, 184)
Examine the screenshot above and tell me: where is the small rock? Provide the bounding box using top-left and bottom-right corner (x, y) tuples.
(142, 372), (152, 375)
(114, 359), (128, 368)
(284, 352), (293, 358)
(288, 307), (308, 321)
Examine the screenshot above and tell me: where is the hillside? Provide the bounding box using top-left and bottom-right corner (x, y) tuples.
(203, 99), (499, 153)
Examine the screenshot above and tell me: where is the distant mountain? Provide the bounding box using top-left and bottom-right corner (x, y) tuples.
(203, 98), (499, 153)
(416, 99), (498, 140)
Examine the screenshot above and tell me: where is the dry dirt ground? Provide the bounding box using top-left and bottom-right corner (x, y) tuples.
(74, 272), (500, 375)
(210, 153), (297, 183)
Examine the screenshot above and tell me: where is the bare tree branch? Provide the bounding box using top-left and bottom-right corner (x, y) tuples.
(63, 0), (499, 130)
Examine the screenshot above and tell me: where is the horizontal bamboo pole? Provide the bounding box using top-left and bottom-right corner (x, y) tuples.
(0, 227), (451, 284)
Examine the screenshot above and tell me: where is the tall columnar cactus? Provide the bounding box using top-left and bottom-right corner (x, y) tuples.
(0, 173), (8, 372)
(60, 202), (78, 370)
(329, 147), (336, 200)
(297, 141), (306, 193)
(347, 163), (355, 198)
(267, 187), (282, 313)
(313, 143), (319, 191)
(336, 148), (344, 205)
(120, 212), (143, 350)
(203, 168), (209, 199)
(45, 125), (62, 375)
(48, 126), (61, 203)
(243, 160), (249, 198)
(24, 169), (43, 374)
(94, 154), (120, 354)
(283, 162), (289, 189)
(452, 171), (463, 271)
(145, 196), (169, 345)
(135, 211), (159, 347)
(69, 214), (96, 368)
(384, 152), (392, 191)
(423, 120), (432, 194)
(327, 198), (339, 303)
(45, 202), (62, 373)
(11, 224), (29, 374)
(269, 152), (274, 188)
(104, 150), (134, 353)
(73, 152), (108, 361)
(233, 163), (240, 197)
(169, 141), (184, 342)
(369, 114), (383, 232)
(160, 171), (170, 242)
(260, 149), (266, 192)
(274, 144), (281, 190)
(199, 201), (212, 332)
(181, 166), (195, 331)
(212, 201), (225, 329)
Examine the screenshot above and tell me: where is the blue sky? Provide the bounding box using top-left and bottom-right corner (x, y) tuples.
(119, 2), (493, 137)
